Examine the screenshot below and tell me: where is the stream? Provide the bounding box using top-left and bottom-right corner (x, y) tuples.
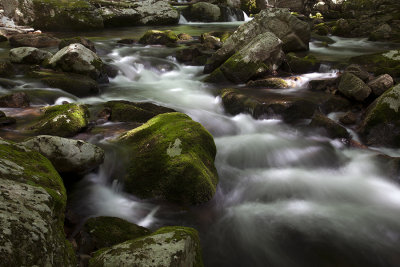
(2, 21), (400, 266)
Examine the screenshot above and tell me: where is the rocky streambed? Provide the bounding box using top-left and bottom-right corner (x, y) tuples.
(1, 2), (400, 267)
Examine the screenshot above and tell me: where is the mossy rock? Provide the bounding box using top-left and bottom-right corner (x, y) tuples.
(29, 70), (99, 97)
(310, 112), (350, 140)
(338, 72), (371, 102)
(78, 216), (150, 254)
(59, 37), (96, 52)
(31, 103), (89, 137)
(350, 50), (400, 78)
(182, 2), (221, 22)
(360, 84), (400, 147)
(139, 30), (178, 45)
(89, 226), (203, 267)
(0, 138), (75, 266)
(116, 112), (218, 205)
(287, 53), (320, 74)
(32, 0), (104, 31)
(104, 100), (175, 123)
(313, 23), (330, 36)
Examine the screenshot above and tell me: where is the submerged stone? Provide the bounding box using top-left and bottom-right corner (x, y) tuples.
(116, 112), (218, 205)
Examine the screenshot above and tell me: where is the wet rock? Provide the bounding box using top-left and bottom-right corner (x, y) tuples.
(310, 112), (350, 140)
(286, 54), (320, 74)
(116, 112), (218, 205)
(221, 88), (317, 122)
(344, 64), (370, 81)
(311, 33), (335, 44)
(77, 216), (150, 254)
(0, 92), (30, 108)
(139, 30), (178, 45)
(0, 116), (16, 126)
(0, 35), (7, 42)
(117, 39), (136, 45)
(59, 37), (96, 53)
(103, 100), (175, 123)
(360, 84), (400, 147)
(367, 74), (394, 96)
(49, 43), (108, 83)
(182, 2), (221, 22)
(350, 50), (400, 79)
(247, 77), (289, 88)
(89, 226), (203, 267)
(0, 138), (75, 266)
(339, 111), (357, 125)
(31, 0), (103, 31)
(332, 18), (352, 37)
(205, 32), (284, 83)
(313, 23), (330, 36)
(97, 0), (179, 27)
(176, 46), (214, 66)
(0, 61), (15, 77)
(29, 70), (100, 97)
(9, 33), (60, 48)
(369, 23), (393, 41)
(9, 47), (52, 64)
(338, 72), (371, 102)
(202, 35), (223, 50)
(31, 103), (89, 137)
(22, 89), (78, 106)
(200, 31), (232, 43)
(219, 6), (244, 22)
(309, 78), (337, 92)
(21, 135), (104, 174)
(204, 8), (310, 74)
(103, 64), (119, 78)
(178, 33), (193, 41)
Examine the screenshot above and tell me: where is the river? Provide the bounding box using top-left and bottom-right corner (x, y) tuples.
(2, 20), (400, 267)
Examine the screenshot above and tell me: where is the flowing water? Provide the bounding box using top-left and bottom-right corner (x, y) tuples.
(2, 23), (400, 266)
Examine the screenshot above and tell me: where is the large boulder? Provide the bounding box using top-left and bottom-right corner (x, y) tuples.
(204, 8), (310, 74)
(9, 47), (52, 64)
(0, 138), (75, 266)
(59, 37), (97, 53)
(182, 2), (221, 22)
(368, 74), (394, 96)
(103, 100), (175, 123)
(116, 112), (218, 205)
(96, 0), (179, 27)
(338, 72), (371, 102)
(9, 33), (60, 48)
(29, 70), (100, 97)
(89, 226), (203, 267)
(31, 103), (89, 137)
(48, 43), (107, 82)
(360, 84), (400, 147)
(21, 135), (104, 174)
(77, 216), (150, 254)
(350, 50), (400, 78)
(205, 32), (284, 83)
(32, 0), (104, 31)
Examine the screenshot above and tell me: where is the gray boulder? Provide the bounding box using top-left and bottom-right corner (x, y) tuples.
(0, 138), (75, 266)
(49, 43), (107, 82)
(205, 32), (284, 83)
(89, 226), (203, 267)
(338, 72), (371, 102)
(9, 47), (52, 64)
(182, 2), (221, 22)
(21, 135), (104, 174)
(98, 0), (179, 27)
(204, 8), (310, 74)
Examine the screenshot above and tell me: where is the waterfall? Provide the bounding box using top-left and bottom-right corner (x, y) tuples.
(179, 14), (188, 24)
(243, 11), (253, 22)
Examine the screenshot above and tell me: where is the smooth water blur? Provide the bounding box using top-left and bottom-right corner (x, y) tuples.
(60, 36), (400, 267)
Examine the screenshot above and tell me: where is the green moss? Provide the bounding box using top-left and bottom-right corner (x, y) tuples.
(204, 67), (229, 84)
(240, 0), (259, 15)
(350, 50), (400, 78)
(287, 53), (320, 74)
(31, 103), (89, 137)
(139, 30), (178, 45)
(313, 23), (330, 36)
(82, 216), (150, 250)
(0, 140), (66, 217)
(116, 112), (218, 205)
(220, 53), (269, 83)
(104, 101), (175, 123)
